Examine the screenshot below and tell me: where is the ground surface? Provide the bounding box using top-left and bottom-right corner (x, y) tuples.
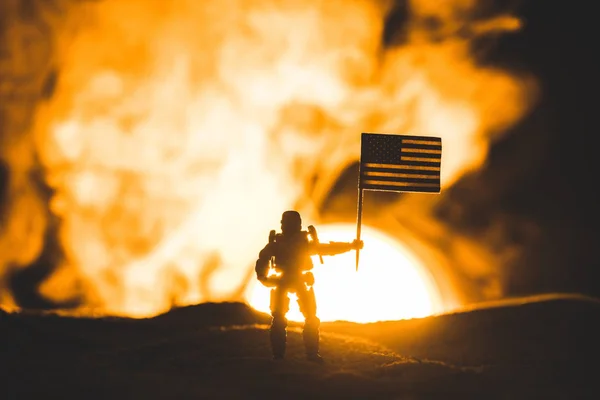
(1, 294), (599, 399)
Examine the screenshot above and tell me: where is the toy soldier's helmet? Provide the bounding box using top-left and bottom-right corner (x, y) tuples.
(281, 210), (302, 234)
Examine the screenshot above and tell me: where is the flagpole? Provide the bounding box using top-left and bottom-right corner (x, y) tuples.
(355, 187), (364, 271)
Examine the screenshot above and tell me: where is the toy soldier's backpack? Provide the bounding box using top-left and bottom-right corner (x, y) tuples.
(268, 229), (315, 274)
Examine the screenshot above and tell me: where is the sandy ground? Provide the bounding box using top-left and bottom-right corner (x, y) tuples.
(1, 294), (599, 399)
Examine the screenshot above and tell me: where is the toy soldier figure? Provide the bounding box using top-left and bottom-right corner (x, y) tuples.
(255, 210), (363, 363)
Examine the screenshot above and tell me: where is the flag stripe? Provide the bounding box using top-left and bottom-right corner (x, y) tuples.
(402, 141), (441, 147)
(400, 158), (441, 164)
(361, 175), (439, 184)
(363, 169), (439, 178)
(401, 141), (442, 149)
(362, 179), (440, 187)
(363, 163), (440, 172)
(397, 135), (442, 143)
(400, 151), (441, 159)
(395, 159), (440, 167)
(400, 147), (442, 154)
(363, 171), (440, 179)
(361, 183), (441, 193)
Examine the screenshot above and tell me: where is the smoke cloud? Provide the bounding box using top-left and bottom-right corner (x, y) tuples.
(0, 0), (536, 316)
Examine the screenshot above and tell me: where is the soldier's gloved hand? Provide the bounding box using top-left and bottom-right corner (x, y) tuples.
(352, 239), (364, 250)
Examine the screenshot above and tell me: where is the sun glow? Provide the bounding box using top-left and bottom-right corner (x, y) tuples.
(246, 224), (443, 323)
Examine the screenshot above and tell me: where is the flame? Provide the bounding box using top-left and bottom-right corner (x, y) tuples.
(0, 0), (537, 317)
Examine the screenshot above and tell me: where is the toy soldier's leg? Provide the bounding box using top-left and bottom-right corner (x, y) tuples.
(269, 287), (289, 359)
(297, 286), (321, 360)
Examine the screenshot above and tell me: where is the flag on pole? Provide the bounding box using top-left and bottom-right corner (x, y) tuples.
(359, 133), (442, 193)
(355, 133), (442, 270)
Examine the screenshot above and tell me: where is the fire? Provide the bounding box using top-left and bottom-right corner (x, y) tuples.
(0, 0), (535, 317)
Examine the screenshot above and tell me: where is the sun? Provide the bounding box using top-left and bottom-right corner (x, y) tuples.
(245, 224), (443, 323)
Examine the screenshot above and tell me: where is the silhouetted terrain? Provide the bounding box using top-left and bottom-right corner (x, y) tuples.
(2, 294), (599, 399)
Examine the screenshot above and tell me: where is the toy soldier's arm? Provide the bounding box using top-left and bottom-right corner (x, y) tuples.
(255, 243), (273, 281)
(311, 240), (363, 256)
(255, 241), (280, 287)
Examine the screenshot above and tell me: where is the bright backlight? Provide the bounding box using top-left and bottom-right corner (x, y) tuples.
(246, 224), (443, 323)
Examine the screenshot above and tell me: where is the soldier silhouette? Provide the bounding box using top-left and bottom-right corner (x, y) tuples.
(255, 210), (363, 363)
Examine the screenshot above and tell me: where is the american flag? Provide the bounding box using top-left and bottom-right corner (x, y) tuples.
(359, 133), (442, 193)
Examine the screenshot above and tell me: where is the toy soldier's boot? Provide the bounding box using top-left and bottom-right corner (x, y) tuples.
(270, 288), (290, 360)
(270, 313), (287, 360)
(298, 287), (323, 363)
(303, 316), (323, 363)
